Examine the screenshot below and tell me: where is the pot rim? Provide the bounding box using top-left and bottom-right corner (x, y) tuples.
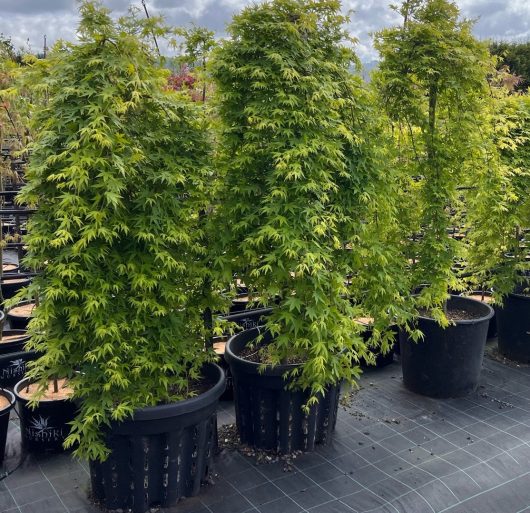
(415, 294), (494, 325)
(0, 388), (16, 413)
(7, 300), (36, 318)
(219, 307), (273, 322)
(0, 329), (30, 343)
(14, 377), (74, 404)
(225, 327), (302, 374)
(507, 291), (530, 301)
(1, 276), (30, 284)
(126, 362), (225, 421)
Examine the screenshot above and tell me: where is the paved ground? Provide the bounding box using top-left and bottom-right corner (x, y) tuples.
(1, 342), (530, 513)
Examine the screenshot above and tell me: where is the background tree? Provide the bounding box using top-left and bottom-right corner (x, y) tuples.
(170, 26), (217, 102)
(466, 91), (530, 298)
(490, 41), (530, 92)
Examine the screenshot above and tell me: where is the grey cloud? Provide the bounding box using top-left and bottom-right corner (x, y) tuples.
(158, 6), (236, 33)
(0, 12), (78, 51)
(0, 0), (72, 15)
(153, 0), (198, 10)
(0, 0), (528, 62)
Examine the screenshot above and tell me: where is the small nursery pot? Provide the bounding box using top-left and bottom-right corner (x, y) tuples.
(1, 223), (15, 237)
(14, 377), (78, 453)
(2, 263), (19, 274)
(460, 291), (497, 339)
(229, 294), (260, 313)
(0, 350), (38, 388)
(0, 330), (30, 355)
(90, 363), (225, 513)
(400, 295), (493, 398)
(497, 291), (530, 363)
(225, 328), (340, 453)
(1, 277), (30, 302)
(0, 389), (15, 464)
(220, 307), (272, 332)
(7, 300), (35, 330)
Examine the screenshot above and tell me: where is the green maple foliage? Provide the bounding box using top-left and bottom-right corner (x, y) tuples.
(373, 0), (495, 322)
(466, 92), (530, 299)
(211, 0), (408, 402)
(17, 1), (217, 461)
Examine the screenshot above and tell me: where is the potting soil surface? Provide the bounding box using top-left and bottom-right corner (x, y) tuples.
(17, 379), (73, 402)
(1, 340), (530, 513)
(7, 304), (35, 318)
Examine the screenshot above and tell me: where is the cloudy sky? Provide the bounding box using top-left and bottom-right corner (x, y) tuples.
(0, 0), (528, 62)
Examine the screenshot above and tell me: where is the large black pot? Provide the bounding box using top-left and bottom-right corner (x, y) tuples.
(497, 291), (530, 363)
(229, 294), (263, 313)
(400, 295), (493, 398)
(2, 263), (19, 274)
(0, 389), (15, 464)
(220, 307), (272, 332)
(225, 328), (340, 453)
(6, 300), (35, 330)
(460, 291), (497, 338)
(0, 350), (38, 388)
(1, 277), (30, 302)
(14, 377), (78, 453)
(0, 330), (30, 356)
(90, 363), (225, 513)
(215, 308), (272, 401)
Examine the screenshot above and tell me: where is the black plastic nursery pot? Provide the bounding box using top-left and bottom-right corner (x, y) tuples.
(14, 377), (78, 453)
(215, 308), (272, 401)
(229, 293), (260, 313)
(1, 277), (30, 302)
(2, 263), (19, 273)
(90, 362), (225, 513)
(212, 337), (233, 401)
(0, 330), (30, 356)
(0, 389), (15, 465)
(6, 300), (35, 330)
(220, 307), (272, 332)
(225, 328), (340, 453)
(497, 291), (530, 363)
(356, 319), (397, 368)
(0, 350), (37, 388)
(460, 291), (497, 339)
(400, 295), (493, 398)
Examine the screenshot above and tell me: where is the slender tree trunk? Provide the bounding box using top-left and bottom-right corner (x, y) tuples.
(202, 56), (207, 103)
(0, 152), (4, 341)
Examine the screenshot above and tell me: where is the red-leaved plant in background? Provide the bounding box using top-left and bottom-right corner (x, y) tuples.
(167, 65), (203, 101)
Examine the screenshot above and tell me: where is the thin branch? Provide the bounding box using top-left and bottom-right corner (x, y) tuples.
(141, 0), (160, 57)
